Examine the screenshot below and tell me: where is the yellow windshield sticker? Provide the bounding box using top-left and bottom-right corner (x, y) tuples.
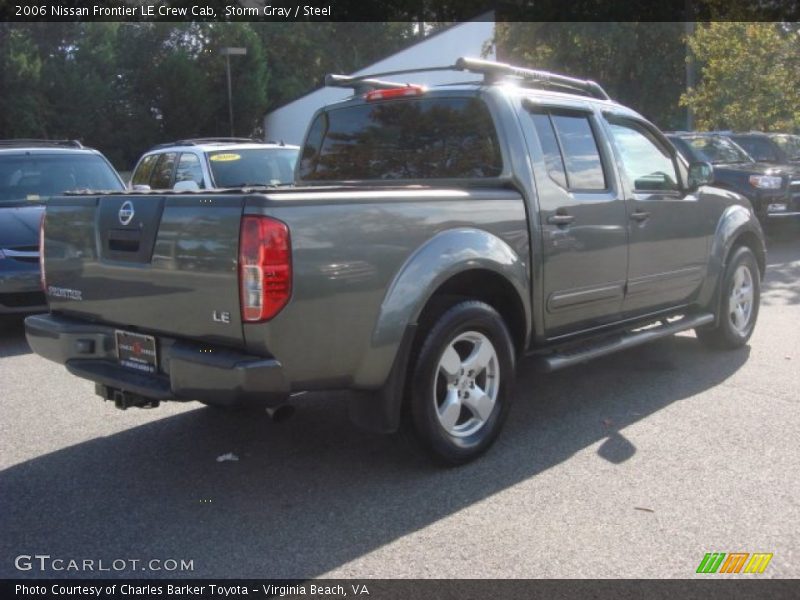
(27, 194), (41, 201)
(209, 153), (241, 162)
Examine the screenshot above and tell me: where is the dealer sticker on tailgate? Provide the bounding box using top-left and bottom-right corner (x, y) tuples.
(115, 330), (158, 374)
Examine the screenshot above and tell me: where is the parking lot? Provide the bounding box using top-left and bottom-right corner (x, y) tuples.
(1, 232), (798, 579)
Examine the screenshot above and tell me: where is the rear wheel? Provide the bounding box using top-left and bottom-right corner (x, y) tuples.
(696, 246), (760, 349)
(407, 300), (515, 465)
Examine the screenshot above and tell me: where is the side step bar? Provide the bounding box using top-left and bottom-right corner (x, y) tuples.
(533, 313), (714, 373)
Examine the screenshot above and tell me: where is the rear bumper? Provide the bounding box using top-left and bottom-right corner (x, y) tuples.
(24, 313), (289, 406)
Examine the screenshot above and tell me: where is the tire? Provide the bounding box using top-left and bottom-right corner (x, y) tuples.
(406, 300), (516, 465)
(696, 246), (760, 350)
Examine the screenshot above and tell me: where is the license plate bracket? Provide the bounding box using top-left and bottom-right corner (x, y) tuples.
(115, 330), (158, 374)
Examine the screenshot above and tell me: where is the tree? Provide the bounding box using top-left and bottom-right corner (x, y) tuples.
(0, 25), (47, 137)
(493, 23), (688, 130)
(42, 24), (129, 165)
(681, 22), (800, 131)
(0, 22), (441, 169)
(204, 23), (269, 137)
(254, 22), (419, 112)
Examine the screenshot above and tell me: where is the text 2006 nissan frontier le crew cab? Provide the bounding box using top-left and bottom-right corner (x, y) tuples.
(26, 58), (766, 464)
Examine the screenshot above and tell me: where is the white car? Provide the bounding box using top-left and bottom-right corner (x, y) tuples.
(129, 138), (300, 191)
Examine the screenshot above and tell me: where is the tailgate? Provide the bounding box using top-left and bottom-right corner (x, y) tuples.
(44, 194), (245, 346)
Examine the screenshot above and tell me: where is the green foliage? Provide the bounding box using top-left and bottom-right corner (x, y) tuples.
(0, 24), (46, 136)
(0, 23), (417, 169)
(681, 22), (800, 131)
(11, 21), (794, 172)
(493, 22), (688, 130)
(255, 23), (418, 111)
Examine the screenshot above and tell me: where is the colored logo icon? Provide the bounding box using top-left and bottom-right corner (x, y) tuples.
(696, 552), (773, 574)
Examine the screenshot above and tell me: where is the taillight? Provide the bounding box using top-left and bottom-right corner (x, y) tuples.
(239, 216), (291, 322)
(39, 210), (46, 291)
(364, 85), (425, 102)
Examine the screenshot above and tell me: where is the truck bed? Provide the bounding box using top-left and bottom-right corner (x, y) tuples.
(42, 186), (529, 390)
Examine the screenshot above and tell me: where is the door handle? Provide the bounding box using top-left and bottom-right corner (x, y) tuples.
(547, 214), (575, 226)
(630, 210), (651, 222)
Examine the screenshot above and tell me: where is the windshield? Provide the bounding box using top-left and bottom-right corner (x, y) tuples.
(0, 153), (123, 204)
(207, 148), (298, 187)
(770, 134), (800, 160)
(729, 136), (781, 162)
(678, 136), (752, 164)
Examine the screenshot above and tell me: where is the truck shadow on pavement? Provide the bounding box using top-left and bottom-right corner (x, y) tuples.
(0, 334), (751, 579)
(0, 316), (32, 358)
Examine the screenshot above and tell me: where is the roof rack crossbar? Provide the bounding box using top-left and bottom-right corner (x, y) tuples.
(0, 139), (83, 148)
(323, 57), (611, 101)
(324, 74), (426, 95)
(455, 57), (610, 101)
(175, 137), (260, 145)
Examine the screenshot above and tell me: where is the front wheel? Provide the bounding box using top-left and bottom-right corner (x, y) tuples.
(696, 246), (760, 350)
(407, 300), (516, 465)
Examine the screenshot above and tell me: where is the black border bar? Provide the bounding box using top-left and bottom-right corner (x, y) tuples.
(3, 579), (800, 600)
(2, 0), (800, 22)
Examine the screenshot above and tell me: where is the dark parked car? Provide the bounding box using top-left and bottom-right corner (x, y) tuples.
(667, 132), (800, 222)
(724, 132), (800, 217)
(0, 140), (125, 315)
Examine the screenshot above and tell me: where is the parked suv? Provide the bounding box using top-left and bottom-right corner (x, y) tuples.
(0, 140), (124, 315)
(129, 138), (300, 191)
(667, 132), (799, 222)
(725, 132), (800, 216)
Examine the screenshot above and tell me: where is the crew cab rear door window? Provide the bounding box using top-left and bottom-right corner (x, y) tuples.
(530, 112), (568, 189)
(550, 113), (607, 190)
(529, 109), (608, 192)
(299, 97), (503, 181)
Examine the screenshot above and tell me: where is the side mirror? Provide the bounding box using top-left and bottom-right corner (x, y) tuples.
(131, 184), (151, 192)
(688, 161), (713, 190)
(173, 180), (200, 192)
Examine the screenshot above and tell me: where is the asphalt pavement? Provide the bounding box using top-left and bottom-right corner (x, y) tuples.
(1, 233), (798, 579)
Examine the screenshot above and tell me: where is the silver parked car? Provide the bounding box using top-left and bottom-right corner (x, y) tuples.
(129, 138), (300, 191)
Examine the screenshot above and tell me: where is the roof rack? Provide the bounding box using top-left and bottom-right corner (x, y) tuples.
(148, 137), (266, 150)
(0, 139), (84, 149)
(324, 74), (429, 95)
(323, 57), (611, 101)
(454, 57), (610, 101)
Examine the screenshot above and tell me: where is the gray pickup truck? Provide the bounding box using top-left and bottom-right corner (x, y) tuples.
(25, 58), (766, 464)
